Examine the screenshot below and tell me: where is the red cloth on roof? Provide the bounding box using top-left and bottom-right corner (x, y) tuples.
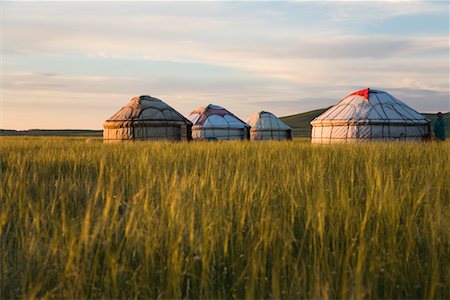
(347, 88), (369, 100)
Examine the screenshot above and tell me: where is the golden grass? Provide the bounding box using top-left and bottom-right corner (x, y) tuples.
(0, 137), (449, 298)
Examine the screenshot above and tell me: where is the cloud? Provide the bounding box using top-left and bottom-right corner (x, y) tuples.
(4, 69), (447, 130)
(326, 0), (448, 21)
(383, 88), (450, 112)
(2, 1), (449, 129)
(5, 5), (448, 59)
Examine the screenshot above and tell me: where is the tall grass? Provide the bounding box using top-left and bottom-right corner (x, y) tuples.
(0, 137), (449, 298)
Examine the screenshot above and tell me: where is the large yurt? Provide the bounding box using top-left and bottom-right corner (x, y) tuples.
(103, 95), (192, 142)
(246, 111), (292, 140)
(187, 104), (250, 140)
(310, 88), (431, 143)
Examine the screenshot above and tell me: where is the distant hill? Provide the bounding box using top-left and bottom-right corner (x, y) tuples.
(1, 111), (448, 138)
(0, 129), (102, 137)
(281, 110), (449, 138)
(280, 108), (329, 137)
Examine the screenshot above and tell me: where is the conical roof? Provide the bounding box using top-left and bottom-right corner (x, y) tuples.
(187, 104), (249, 128)
(246, 111), (291, 130)
(311, 88), (429, 126)
(104, 95), (191, 129)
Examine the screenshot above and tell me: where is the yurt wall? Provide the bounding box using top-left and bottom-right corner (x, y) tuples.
(187, 104), (250, 141)
(310, 88), (431, 143)
(246, 111), (292, 140)
(103, 95), (192, 143)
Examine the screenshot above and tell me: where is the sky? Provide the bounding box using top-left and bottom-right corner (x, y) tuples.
(1, 0), (449, 130)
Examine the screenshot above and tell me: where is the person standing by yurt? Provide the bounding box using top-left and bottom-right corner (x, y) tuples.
(433, 112), (447, 141)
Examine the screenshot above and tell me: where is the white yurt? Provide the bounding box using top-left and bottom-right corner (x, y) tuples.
(103, 95), (192, 142)
(246, 111), (292, 140)
(187, 104), (250, 140)
(310, 88), (431, 143)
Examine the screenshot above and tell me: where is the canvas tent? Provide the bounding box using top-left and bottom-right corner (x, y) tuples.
(187, 104), (250, 140)
(310, 88), (431, 143)
(103, 95), (192, 142)
(246, 111), (292, 140)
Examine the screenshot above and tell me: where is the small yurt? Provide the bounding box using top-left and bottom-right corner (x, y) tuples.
(103, 95), (192, 142)
(246, 111), (292, 140)
(187, 104), (250, 140)
(310, 88), (431, 143)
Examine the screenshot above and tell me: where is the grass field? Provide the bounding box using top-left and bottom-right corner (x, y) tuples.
(1, 137), (449, 299)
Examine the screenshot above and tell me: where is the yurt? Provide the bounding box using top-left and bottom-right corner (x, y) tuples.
(187, 104), (250, 140)
(310, 88), (431, 143)
(103, 95), (192, 142)
(246, 111), (293, 140)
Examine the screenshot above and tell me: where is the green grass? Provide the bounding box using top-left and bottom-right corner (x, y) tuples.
(1, 137), (449, 299)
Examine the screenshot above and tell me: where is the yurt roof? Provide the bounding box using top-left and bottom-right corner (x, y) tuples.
(311, 88), (429, 126)
(246, 111), (291, 130)
(187, 104), (249, 128)
(104, 95), (192, 129)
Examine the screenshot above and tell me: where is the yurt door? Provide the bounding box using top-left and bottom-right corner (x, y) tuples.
(180, 125), (188, 141)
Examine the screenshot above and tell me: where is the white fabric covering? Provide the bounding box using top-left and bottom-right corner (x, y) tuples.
(103, 95), (192, 142)
(188, 104), (250, 140)
(246, 111), (292, 140)
(310, 89), (430, 143)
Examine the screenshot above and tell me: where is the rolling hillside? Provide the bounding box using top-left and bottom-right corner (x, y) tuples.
(1, 111), (447, 138)
(279, 108), (328, 137)
(0, 129), (102, 137)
